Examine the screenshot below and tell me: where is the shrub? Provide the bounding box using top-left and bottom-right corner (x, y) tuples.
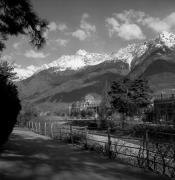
(0, 64), (21, 145)
(132, 124), (175, 142)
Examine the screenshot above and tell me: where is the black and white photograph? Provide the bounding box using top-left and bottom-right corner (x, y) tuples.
(0, 0), (175, 179)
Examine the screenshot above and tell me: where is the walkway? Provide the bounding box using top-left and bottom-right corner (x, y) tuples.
(0, 128), (168, 180)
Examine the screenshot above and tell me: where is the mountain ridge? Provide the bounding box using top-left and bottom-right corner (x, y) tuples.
(17, 31), (175, 112)
(15, 31), (175, 81)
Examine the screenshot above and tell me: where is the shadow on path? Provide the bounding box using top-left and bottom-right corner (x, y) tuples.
(0, 128), (169, 180)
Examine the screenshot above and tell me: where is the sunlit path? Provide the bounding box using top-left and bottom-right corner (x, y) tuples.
(0, 128), (168, 180)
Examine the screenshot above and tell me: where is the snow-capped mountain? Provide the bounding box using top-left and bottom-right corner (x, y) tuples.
(111, 43), (148, 68)
(39, 49), (110, 72)
(15, 31), (175, 80)
(18, 31), (175, 110)
(14, 49), (111, 80)
(157, 31), (175, 48)
(111, 31), (175, 69)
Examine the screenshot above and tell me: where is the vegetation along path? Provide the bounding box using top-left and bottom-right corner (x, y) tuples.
(0, 128), (169, 180)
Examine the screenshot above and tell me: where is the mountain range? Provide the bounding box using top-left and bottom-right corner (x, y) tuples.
(17, 31), (175, 113)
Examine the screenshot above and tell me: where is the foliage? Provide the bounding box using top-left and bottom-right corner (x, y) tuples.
(132, 124), (175, 142)
(98, 81), (112, 129)
(109, 77), (152, 116)
(0, 0), (48, 51)
(18, 103), (39, 126)
(0, 62), (21, 144)
(0, 0), (48, 145)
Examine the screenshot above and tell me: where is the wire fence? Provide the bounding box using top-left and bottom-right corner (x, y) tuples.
(27, 120), (175, 178)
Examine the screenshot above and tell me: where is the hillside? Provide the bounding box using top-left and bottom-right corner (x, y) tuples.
(18, 31), (175, 112)
(18, 61), (128, 111)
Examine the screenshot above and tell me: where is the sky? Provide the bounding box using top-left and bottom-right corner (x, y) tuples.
(2, 0), (175, 73)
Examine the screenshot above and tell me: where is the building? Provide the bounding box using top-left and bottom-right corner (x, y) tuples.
(69, 95), (101, 118)
(153, 94), (175, 124)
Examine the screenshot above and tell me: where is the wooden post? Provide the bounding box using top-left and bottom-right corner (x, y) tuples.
(70, 124), (73, 144)
(38, 122), (41, 134)
(107, 127), (112, 159)
(84, 126), (88, 149)
(35, 122), (37, 132)
(36, 122), (38, 133)
(44, 122), (47, 136)
(51, 123), (54, 138)
(145, 130), (149, 168)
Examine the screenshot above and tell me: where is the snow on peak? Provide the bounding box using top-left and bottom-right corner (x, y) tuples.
(15, 31), (175, 81)
(158, 31), (175, 48)
(46, 50), (110, 72)
(15, 50), (111, 80)
(13, 65), (40, 81)
(76, 49), (88, 56)
(111, 43), (148, 68)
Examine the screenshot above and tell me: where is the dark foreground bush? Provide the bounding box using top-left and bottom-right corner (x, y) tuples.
(0, 74), (21, 145)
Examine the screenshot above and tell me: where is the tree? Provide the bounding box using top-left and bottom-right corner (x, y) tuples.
(98, 81), (112, 129)
(0, 62), (21, 144)
(108, 77), (152, 128)
(18, 103), (39, 126)
(0, 0), (48, 145)
(0, 0), (48, 51)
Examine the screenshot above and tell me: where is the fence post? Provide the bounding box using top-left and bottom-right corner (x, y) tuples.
(44, 122), (47, 136)
(84, 126), (88, 149)
(31, 121), (33, 130)
(145, 130), (150, 169)
(36, 122), (38, 133)
(37, 122), (39, 133)
(34, 122), (36, 132)
(51, 122), (54, 138)
(38, 122), (41, 134)
(107, 127), (112, 159)
(70, 124), (73, 144)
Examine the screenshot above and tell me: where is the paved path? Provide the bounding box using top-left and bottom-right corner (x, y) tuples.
(0, 128), (168, 180)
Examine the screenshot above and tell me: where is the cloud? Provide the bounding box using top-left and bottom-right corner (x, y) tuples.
(1, 55), (12, 61)
(13, 63), (21, 68)
(106, 10), (146, 40)
(106, 17), (145, 40)
(80, 13), (96, 32)
(24, 50), (49, 58)
(114, 9), (146, 24)
(118, 24), (145, 40)
(48, 22), (57, 31)
(57, 24), (68, 31)
(107, 9), (175, 38)
(44, 22), (68, 38)
(13, 42), (21, 50)
(55, 39), (69, 47)
(105, 17), (120, 37)
(72, 29), (87, 41)
(142, 12), (175, 33)
(72, 13), (96, 41)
